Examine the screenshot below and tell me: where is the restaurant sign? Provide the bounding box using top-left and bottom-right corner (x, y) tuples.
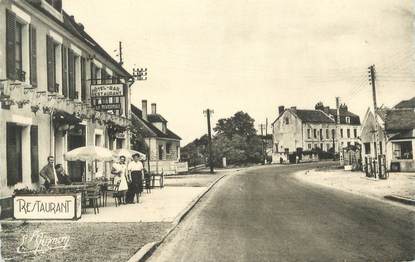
(13, 193), (82, 220)
(90, 83), (124, 97)
(94, 103), (121, 111)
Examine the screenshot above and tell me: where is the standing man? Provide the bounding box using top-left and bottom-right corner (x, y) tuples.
(39, 156), (58, 189)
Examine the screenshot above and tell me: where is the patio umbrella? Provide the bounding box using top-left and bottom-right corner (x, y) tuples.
(64, 146), (114, 162)
(112, 148), (147, 161)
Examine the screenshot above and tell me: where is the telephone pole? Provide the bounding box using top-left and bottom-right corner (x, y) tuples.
(369, 64), (379, 178)
(204, 109), (214, 173)
(119, 41), (123, 66)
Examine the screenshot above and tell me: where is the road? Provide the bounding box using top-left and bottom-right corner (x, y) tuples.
(148, 163), (415, 262)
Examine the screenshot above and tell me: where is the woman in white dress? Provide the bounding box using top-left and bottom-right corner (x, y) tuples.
(112, 156), (128, 204)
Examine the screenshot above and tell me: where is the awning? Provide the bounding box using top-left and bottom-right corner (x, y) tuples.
(53, 110), (82, 125)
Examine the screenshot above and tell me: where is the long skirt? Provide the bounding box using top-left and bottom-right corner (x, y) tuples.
(131, 171), (143, 194)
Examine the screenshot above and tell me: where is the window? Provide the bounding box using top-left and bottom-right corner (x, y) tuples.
(308, 144), (311, 149)
(285, 117), (289, 125)
(354, 129), (357, 138)
(80, 57), (86, 101)
(345, 117), (350, 124)
(15, 21), (24, 80)
(45, 0), (62, 12)
(332, 129), (335, 139)
(347, 142), (351, 147)
(166, 143), (172, 154)
(320, 129), (323, 140)
(327, 143), (331, 151)
(393, 141), (413, 160)
(320, 143), (323, 149)
(68, 49), (78, 99)
(7, 123), (23, 186)
(275, 143), (279, 152)
(47, 35), (60, 92)
(158, 145), (164, 160)
(364, 143), (371, 154)
(347, 129), (350, 138)
(313, 129), (317, 138)
(340, 129), (344, 138)
(326, 129), (329, 139)
(307, 129), (311, 139)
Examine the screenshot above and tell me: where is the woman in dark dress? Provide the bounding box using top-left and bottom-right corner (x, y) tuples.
(127, 153), (144, 203)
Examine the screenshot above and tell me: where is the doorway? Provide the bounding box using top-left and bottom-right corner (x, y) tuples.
(67, 125), (86, 182)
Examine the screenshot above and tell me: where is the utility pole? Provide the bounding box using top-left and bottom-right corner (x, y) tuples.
(259, 123), (266, 164)
(369, 64), (379, 178)
(204, 109), (214, 173)
(119, 41), (123, 66)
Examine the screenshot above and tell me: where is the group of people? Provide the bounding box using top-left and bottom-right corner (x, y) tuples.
(111, 153), (146, 204)
(39, 156), (72, 189)
(38, 154), (148, 205)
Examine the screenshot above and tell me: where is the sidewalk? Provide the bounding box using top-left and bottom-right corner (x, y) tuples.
(0, 172), (226, 262)
(295, 168), (415, 210)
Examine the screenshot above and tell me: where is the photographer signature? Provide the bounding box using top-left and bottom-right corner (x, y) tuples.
(16, 230), (70, 255)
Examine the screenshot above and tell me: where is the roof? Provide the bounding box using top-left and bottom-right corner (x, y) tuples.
(394, 97), (415, 109)
(131, 105), (181, 140)
(328, 109), (361, 125)
(384, 109), (415, 131)
(28, 2), (132, 78)
(294, 109), (335, 124)
(147, 114), (168, 123)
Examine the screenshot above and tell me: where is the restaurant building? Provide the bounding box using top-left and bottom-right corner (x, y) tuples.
(0, 0), (134, 217)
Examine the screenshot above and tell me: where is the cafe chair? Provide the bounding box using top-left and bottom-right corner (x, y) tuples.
(112, 183), (123, 207)
(84, 185), (100, 214)
(152, 170), (164, 189)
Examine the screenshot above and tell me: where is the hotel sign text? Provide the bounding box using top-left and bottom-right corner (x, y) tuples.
(90, 83), (124, 97)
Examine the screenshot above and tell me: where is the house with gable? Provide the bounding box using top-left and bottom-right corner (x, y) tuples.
(131, 100), (182, 174)
(361, 97), (415, 172)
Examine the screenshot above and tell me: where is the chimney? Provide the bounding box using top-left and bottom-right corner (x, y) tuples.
(278, 106), (285, 115)
(142, 100), (148, 121)
(151, 103), (157, 114)
(290, 106), (297, 112)
(336, 97), (341, 124)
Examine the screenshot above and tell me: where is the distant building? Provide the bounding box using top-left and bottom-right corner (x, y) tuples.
(361, 97), (415, 172)
(131, 101), (182, 174)
(271, 102), (361, 163)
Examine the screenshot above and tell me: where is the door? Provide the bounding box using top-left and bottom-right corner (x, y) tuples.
(6, 123), (22, 186)
(67, 126), (86, 182)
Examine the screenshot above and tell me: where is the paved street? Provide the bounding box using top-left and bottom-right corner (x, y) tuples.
(149, 163), (415, 262)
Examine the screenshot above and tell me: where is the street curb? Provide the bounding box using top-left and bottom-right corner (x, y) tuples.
(384, 195), (415, 206)
(128, 173), (228, 262)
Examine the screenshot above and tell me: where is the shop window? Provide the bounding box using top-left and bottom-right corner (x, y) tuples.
(393, 141), (413, 160)
(7, 123), (23, 186)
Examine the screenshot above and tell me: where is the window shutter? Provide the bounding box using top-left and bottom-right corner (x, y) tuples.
(7, 123), (22, 186)
(29, 25), (37, 87)
(46, 35), (54, 92)
(81, 57), (86, 101)
(30, 126), (39, 183)
(68, 49), (75, 99)
(62, 46), (68, 97)
(6, 9), (16, 80)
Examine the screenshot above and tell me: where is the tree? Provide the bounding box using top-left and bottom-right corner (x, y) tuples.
(214, 111), (257, 139)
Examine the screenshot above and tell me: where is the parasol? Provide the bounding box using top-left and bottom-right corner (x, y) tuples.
(64, 146), (114, 162)
(112, 148), (147, 161)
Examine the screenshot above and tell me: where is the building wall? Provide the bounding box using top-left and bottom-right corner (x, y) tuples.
(0, 1), (131, 210)
(302, 122), (337, 152)
(272, 110), (303, 153)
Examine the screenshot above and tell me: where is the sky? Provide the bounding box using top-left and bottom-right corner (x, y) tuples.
(63, 0), (415, 145)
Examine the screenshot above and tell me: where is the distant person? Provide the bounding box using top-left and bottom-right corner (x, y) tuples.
(39, 156), (58, 189)
(55, 164), (72, 185)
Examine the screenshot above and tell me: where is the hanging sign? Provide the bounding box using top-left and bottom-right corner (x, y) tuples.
(90, 83), (124, 97)
(95, 103), (121, 111)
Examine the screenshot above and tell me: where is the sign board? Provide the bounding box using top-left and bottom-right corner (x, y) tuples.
(13, 194), (82, 220)
(94, 103), (121, 111)
(115, 132), (126, 139)
(90, 83), (124, 97)
(176, 162), (189, 173)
